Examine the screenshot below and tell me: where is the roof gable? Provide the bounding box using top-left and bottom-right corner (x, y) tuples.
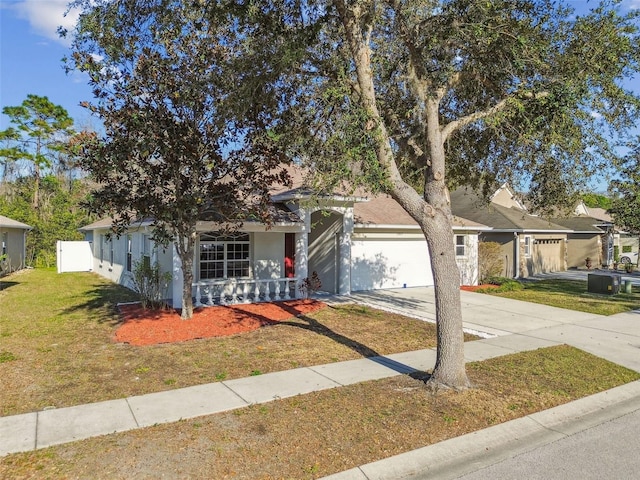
(450, 187), (570, 232)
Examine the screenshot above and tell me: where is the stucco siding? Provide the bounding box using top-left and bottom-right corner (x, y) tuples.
(456, 233), (478, 286)
(1, 227), (27, 271)
(308, 211), (342, 294)
(567, 234), (600, 269)
(253, 232), (284, 279)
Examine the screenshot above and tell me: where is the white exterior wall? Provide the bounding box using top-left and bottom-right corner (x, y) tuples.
(90, 229), (169, 291)
(456, 233), (479, 286)
(253, 232), (284, 279)
(93, 232), (127, 285)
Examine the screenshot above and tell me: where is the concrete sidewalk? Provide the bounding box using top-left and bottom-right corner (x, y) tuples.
(1, 287), (639, 479)
(321, 288), (640, 479)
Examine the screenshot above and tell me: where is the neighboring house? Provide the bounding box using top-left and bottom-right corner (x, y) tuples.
(0, 214), (32, 275)
(81, 184), (488, 309)
(451, 186), (572, 278)
(549, 214), (611, 269)
(570, 201), (638, 266)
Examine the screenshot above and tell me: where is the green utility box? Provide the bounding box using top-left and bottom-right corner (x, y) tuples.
(587, 272), (621, 295)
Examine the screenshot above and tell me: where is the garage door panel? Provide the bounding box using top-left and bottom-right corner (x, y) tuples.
(351, 239), (432, 291)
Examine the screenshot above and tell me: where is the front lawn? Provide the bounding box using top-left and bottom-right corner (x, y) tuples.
(479, 278), (640, 315)
(0, 268), (474, 416)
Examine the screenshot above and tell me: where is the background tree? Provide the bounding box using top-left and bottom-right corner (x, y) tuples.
(0, 174), (93, 267)
(609, 137), (640, 264)
(581, 192), (613, 210)
(65, 0), (290, 319)
(1, 95), (75, 209)
(231, 0), (640, 389)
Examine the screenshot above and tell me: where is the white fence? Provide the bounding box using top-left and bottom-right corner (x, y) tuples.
(57, 241), (93, 273)
(193, 277), (300, 307)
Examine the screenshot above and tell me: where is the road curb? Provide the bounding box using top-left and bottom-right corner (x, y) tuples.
(320, 380), (640, 480)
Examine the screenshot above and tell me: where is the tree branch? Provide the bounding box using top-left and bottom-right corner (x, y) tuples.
(441, 91), (550, 142)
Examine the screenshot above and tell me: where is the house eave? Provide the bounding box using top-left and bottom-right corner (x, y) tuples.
(354, 223), (491, 232)
(488, 228), (572, 234)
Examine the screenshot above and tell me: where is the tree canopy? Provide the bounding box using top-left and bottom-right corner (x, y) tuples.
(609, 137), (640, 240)
(65, 0), (291, 318)
(1, 95), (75, 208)
(226, 0), (640, 388)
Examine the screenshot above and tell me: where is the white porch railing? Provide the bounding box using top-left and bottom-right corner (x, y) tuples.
(192, 277), (300, 307)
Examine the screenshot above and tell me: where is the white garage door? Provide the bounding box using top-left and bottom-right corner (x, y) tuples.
(351, 236), (433, 291)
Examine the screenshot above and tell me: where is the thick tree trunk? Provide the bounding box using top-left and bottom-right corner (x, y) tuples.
(418, 202), (470, 389)
(176, 231), (196, 319)
(335, 0), (469, 389)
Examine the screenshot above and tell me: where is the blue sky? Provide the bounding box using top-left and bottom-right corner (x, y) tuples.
(0, 0), (95, 129)
(1, 0), (639, 186)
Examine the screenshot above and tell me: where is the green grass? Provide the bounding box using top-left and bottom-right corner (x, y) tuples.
(481, 278), (640, 315)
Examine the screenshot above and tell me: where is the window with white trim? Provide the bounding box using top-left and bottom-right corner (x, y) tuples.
(1, 232), (7, 255)
(455, 235), (465, 257)
(524, 236), (532, 257)
(199, 233), (250, 279)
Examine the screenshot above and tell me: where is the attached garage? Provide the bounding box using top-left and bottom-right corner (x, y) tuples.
(350, 230), (433, 291)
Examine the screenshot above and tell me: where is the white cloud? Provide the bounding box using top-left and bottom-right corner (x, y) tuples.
(623, 0), (640, 10)
(13, 0), (80, 46)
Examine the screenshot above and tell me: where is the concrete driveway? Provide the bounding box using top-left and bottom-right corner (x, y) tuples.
(527, 268), (640, 285)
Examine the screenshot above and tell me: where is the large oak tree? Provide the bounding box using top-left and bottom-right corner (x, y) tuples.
(229, 0), (640, 389)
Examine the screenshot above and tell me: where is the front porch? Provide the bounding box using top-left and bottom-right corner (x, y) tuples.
(192, 276), (300, 307)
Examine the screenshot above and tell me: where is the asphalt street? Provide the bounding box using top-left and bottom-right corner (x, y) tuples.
(450, 406), (640, 480)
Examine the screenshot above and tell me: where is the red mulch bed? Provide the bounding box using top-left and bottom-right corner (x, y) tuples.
(115, 299), (326, 346)
(461, 284), (499, 292)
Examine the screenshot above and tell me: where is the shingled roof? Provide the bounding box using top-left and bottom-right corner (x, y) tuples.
(353, 194), (488, 230)
(450, 187), (571, 232)
(0, 215), (32, 230)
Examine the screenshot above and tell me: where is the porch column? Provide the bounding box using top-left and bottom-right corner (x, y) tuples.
(295, 232), (308, 298)
(171, 242), (183, 309)
(338, 207), (354, 296)
(338, 232), (351, 295)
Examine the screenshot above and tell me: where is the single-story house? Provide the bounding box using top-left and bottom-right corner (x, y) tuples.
(80, 185), (489, 309)
(569, 201), (638, 267)
(0, 214), (32, 275)
(548, 215), (610, 269)
(450, 186), (572, 278)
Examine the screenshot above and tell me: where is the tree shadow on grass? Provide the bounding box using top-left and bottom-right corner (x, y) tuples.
(253, 301), (433, 381)
(0, 280), (18, 291)
(60, 282), (140, 326)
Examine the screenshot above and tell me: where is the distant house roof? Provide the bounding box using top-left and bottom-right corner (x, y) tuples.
(584, 207), (613, 222)
(450, 187), (571, 233)
(550, 216), (607, 233)
(0, 215), (32, 230)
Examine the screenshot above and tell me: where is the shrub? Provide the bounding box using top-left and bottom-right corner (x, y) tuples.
(478, 242), (504, 283)
(483, 276), (524, 292)
(299, 271), (322, 298)
(132, 259), (171, 309)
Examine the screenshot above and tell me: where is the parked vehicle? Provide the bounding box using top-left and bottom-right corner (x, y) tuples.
(619, 251), (638, 265)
